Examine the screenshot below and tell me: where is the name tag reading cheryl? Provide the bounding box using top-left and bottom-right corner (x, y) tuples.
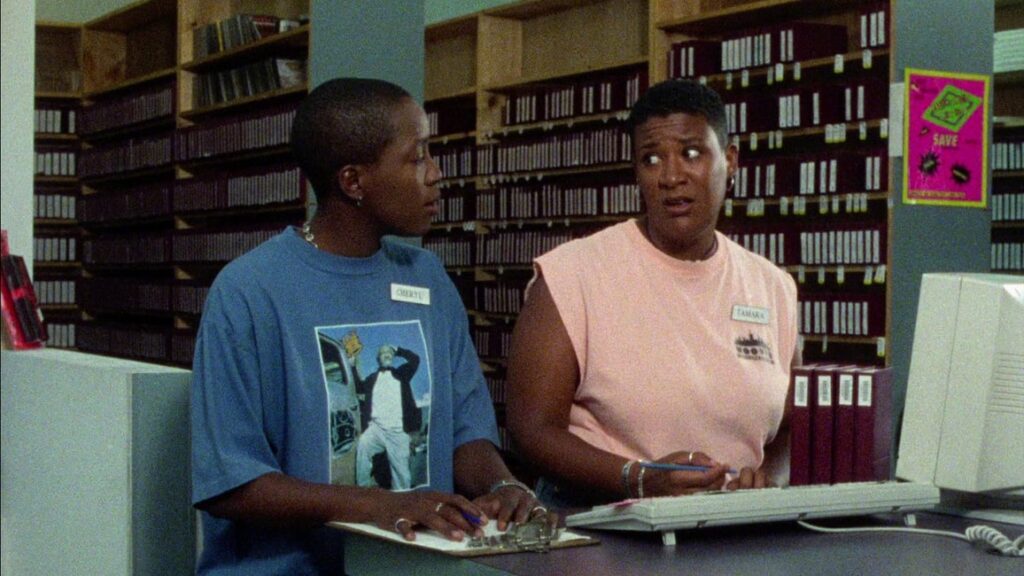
(732, 305), (770, 325)
(391, 283), (431, 306)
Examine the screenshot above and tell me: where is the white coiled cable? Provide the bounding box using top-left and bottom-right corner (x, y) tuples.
(964, 525), (1024, 557)
(797, 520), (1024, 557)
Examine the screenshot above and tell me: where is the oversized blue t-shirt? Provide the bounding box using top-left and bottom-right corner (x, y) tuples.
(191, 227), (499, 575)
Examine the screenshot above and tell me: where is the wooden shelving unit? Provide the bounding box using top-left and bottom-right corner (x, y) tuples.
(36, 23), (83, 94)
(654, 0), (869, 34)
(83, 66), (177, 99)
(179, 84), (307, 120)
(180, 24), (309, 73)
(76, 0), (178, 369)
(992, 0), (1023, 275)
(81, 0), (178, 95)
(29, 0), (311, 365)
(170, 0), (310, 365)
(34, 22), (85, 351)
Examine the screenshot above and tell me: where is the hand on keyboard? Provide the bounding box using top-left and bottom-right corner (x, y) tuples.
(724, 466), (773, 491)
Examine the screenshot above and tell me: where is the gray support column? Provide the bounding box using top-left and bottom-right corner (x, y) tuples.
(890, 0), (994, 436)
(310, 0), (425, 101)
(0, 0), (36, 272)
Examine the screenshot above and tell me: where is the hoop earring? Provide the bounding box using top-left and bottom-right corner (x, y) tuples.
(727, 175), (736, 191)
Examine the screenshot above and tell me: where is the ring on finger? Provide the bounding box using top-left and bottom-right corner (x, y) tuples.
(529, 505), (548, 518)
(394, 518), (412, 533)
(434, 502), (445, 513)
(687, 451), (694, 464)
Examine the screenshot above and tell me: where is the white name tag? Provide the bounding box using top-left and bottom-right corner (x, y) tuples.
(391, 283), (430, 306)
(732, 305), (770, 325)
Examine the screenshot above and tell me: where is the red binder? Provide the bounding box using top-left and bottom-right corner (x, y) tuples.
(1, 252), (47, 350)
(854, 367), (894, 481)
(811, 364), (839, 484)
(789, 365), (816, 486)
(832, 366), (858, 483)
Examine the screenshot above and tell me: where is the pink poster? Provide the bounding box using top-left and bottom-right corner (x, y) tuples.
(902, 68), (990, 207)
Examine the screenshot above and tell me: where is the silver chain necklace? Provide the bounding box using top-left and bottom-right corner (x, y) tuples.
(302, 222), (318, 249)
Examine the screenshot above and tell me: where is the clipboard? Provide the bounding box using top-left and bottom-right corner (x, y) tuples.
(327, 519), (598, 557)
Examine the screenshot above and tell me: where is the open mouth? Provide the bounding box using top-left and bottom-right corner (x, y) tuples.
(663, 196), (694, 216)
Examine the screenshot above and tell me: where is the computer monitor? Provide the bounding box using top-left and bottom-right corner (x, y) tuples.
(896, 273), (1024, 525)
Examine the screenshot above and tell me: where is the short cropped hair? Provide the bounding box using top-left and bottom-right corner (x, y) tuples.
(290, 78), (412, 201)
(627, 79), (729, 150)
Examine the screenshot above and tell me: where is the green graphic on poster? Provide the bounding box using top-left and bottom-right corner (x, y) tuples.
(921, 85), (982, 133)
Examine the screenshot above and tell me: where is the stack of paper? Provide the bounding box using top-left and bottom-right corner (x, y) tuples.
(995, 28), (1024, 74)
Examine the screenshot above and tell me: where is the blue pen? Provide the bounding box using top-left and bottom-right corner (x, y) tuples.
(639, 462), (738, 474)
(461, 510), (482, 526)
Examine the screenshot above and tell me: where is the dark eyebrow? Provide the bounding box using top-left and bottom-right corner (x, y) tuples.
(637, 136), (704, 150)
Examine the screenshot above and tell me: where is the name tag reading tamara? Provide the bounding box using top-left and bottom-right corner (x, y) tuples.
(732, 305), (770, 325)
(391, 283), (431, 306)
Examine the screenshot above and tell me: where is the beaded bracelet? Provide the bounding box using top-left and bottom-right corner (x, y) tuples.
(621, 460), (637, 499)
(489, 478), (536, 499)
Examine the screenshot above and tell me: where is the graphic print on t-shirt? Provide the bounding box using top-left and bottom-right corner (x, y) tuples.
(734, 331), (775, 364)
(316, 320), (432, 490)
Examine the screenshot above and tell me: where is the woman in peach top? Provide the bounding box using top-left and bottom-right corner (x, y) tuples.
(507, 79), (801, 508)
